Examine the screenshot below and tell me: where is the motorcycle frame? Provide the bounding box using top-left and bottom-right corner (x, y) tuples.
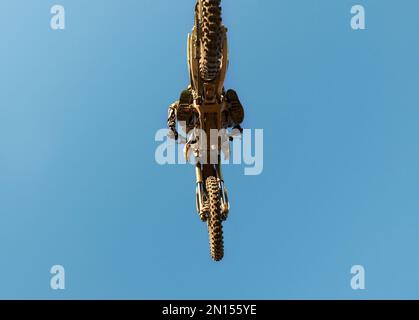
(187, 16), (230, 217)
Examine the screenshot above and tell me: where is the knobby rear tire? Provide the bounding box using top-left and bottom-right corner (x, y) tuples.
(199, 0), (223, 82)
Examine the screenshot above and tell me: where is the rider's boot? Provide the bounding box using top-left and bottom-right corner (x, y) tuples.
(225, 89), (245, 126)
(179, 86), (193, 107)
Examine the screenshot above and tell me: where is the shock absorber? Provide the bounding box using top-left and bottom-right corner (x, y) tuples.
(195, 163), (208, 221)
(216, 158), (230, 220)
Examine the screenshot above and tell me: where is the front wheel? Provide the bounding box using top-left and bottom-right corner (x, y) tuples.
(205, 176), (224, 261)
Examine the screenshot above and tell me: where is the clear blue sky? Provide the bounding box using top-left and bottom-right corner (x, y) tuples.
(0, 0), (419, 299)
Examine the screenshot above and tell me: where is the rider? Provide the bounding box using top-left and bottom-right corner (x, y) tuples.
(167, 86), (245, 140)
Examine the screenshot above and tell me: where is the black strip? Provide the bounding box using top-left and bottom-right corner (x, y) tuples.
(0, 300), (412, 318)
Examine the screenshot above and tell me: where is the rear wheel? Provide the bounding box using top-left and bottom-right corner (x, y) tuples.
(198, 0), (223, 82)
(205, 176), (224, 261)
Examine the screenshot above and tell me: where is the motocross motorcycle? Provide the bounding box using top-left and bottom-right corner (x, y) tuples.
(174, 0), (242, 261)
